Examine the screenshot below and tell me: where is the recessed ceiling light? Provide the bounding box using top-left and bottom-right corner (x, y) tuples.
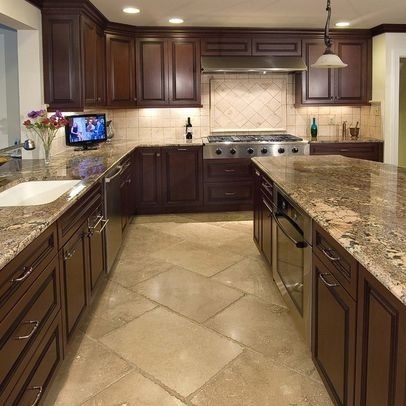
(169, 17), (184, 24)
(123, 7), (140, 14)
(335, 21), (350, 27)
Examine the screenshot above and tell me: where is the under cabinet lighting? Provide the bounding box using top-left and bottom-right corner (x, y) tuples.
(169, 18), (184, 24)
(123, 7), (140, 14)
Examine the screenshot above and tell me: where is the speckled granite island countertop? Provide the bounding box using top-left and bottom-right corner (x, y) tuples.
(0, 139), (203, 271)
(252, 155), (406, 305)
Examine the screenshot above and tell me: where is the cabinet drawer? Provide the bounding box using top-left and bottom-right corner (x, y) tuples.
(313, 222), (358, 299)
(310, 142), (383, 162)
(0, 256), (60, 394)
(201, 37), (252, 56)
(204, 159), (252, 182)
(252, 36), (302, 56)
(58, 183), (102, 246)
(204, 182), (253, 204)
(0, 224), (57, 322)
(2, 314), (63, 406)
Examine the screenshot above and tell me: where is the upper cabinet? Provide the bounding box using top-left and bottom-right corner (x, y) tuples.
(201, 36), (252, 55)
(252, 35), (302, 56)
(296, 36), (371, 106)
(106, 34), (137, 107)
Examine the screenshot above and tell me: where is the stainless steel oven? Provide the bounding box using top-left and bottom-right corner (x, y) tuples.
(272, 186), (312, 347)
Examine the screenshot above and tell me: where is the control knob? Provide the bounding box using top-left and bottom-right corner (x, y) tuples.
(261, 148), (268, 154)
(230, 148), (237, 155)
(292, 147), (299, 154)
(278, 147), (285, 154)
(215, 148), (222, 155)
(247, 148), (254, 155)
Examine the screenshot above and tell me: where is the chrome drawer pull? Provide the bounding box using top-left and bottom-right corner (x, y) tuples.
(99, 218), (109, 233)
(321, 248), (341, 262)
(255, 170), (260, 176)
(105, 165), (123, 183)
(11, 266), (34, 283)
(319, 273), (339, 288)
(177, 148), (187, 151)
(27, 386), (43, 406)
(225, 192), (236, 196)
(64, 249), (76, 261)
(88, 215), (103, 232)
(224, 169), (236, 173)
(14, 320), (40, 340)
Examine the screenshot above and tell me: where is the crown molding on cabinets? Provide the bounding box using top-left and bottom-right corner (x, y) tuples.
(371, 24), (406, 36)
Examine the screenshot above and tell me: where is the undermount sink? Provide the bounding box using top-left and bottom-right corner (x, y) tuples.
(0, 180), (82, 207)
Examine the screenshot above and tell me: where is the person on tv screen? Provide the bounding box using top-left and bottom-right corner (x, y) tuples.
(86, 119), (96, 140)
(94, 117), (105, 139)
(70, 122), (82, 142)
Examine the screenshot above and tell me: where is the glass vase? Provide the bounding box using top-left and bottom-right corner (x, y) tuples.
(42, 140), (52, 165)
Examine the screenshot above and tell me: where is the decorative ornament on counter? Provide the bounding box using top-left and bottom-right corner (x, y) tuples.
(23, 108), (68, 165)
(185, 117), (193, 141)
(311, 117), (318, 141)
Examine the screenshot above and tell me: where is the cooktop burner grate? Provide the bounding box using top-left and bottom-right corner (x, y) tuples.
(207, 134), (303, 143)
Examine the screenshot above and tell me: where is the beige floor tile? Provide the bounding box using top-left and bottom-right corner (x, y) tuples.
(134, 268), (243, 322)
(142, 221), (247, 249)
(181, 211), (252, 223)
(212, 257), (286, 307)
(110, 254), (184, 287)
(190, 350), (333, 406)
(131, 214), (191, 224)
(100, 307), (243, 397)
(221, 233), (263, 258)
(82, 371), (186, 406)
(205, 295), (319, 380)
(151, 240), (244, 277)
(44, 333), (132, 406)
(78, 280), (156, 339)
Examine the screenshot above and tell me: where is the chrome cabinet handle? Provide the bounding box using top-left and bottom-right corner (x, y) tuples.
(225, 192), (236, 196)
(26, 386), (43, 406)
(224, 169), (236, 173)
(99, 218), (109, 232)
(339, 149), (350, 152)
(14, 320), (40, 340)
(11, 266), (34, 283)
(319, 273), (340, 288)
(262, 182), (272, 192)
(64, 249), (76, 261)
(255, 170), (260, 177)
(321, 248), (341, 262)
(105, 165), (123, 183)
(177, 148), (187, 151)
(272, 212), (308, 249)
(126, 178), (132, 184)
(88, 215), (103, 232)
(156, 153), (161, 157)
(262, 199), (273, 217)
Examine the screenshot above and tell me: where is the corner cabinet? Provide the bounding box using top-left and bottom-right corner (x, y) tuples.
(296, 37), (371, 106)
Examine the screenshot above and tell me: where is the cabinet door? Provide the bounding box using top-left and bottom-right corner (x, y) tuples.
(95, 28), (106, 105)
(42, 14), (82, 110)
(162, 147), (203, 208)
(135, 148), (162, 209)
(81, 17), (98, 106)
(335, 39), (370, 105)
(295, 39), (334, 106)
(253, 169), (262, 248)
(201, 37), (252, 56)
(168, 38), (201, 106)
(136, 38), (169, 106)
(60, 224), (88, 342)
(312, 254), (356, 406)
(355, 266), (406, 406)
(260, 196), (273, 266)
(106, 34), (136, 107)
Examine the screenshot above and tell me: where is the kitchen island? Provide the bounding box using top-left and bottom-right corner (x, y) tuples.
(252, 155), (406, 406)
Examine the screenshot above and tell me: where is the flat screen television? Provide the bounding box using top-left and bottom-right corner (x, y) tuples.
(65, 113), (107, 150)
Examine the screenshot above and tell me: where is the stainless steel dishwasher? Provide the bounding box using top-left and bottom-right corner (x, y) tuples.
(104, 163), (124, 273)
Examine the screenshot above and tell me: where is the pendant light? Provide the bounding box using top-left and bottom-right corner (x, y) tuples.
(312, 0), (347, 69)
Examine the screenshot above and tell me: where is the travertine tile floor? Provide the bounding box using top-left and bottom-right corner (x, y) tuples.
(44, 212), (332, 406)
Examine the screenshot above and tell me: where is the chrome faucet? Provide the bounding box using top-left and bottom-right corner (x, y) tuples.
(0, 139), (36, 154)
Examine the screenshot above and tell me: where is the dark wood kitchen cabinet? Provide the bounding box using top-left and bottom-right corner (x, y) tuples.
(310, 142), (384, 162)
(201, 36), (252, 56)
(252, 35), (302, 56)
(120, 157), (136, 232)
(253, 169), (262, 248)
(296, 37), (371, 106)
(355, 266), (406, 406)
(136, 38), (201, 107)
(106, 34), (137, 107)
(82, 16), (106, 106)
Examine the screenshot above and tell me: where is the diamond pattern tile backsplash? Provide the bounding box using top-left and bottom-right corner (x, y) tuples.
(210, 78), (287, 133)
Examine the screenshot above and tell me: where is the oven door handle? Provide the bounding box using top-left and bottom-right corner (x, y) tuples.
(272, 212), (308, 249)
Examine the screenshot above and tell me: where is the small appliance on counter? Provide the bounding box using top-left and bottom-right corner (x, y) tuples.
(65, 113), (107, 151)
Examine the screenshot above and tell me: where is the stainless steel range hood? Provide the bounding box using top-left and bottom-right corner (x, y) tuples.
(201, 56), (307, 73)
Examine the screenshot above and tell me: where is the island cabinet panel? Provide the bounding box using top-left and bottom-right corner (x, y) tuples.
(162, 147), (203, 208)
(355, 266), (406, 406)
(312, 254), (357, 406)
(253, 169), (262, 248)
(106, 34), (137, 107)
(260, 195), (273, 266)
(201, 36), (252, 55)
(168, 39), (201, 106)
(42, 15), (82, 110)
(136, 38), (168, 106)
(310, 142), (384, 163)
(252, 36), (302, 56)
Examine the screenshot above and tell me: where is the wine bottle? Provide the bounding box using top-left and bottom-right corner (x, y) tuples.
(310, 117), (318, 141)
(185, 117), (193, 140)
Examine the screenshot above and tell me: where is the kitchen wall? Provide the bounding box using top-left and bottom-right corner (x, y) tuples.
(399, 59), (406, 168)
(52, 73), (383, 155)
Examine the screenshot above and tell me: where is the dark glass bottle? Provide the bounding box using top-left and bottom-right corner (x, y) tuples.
(186, 117), (193, 140)
(310, 117), (318, 141)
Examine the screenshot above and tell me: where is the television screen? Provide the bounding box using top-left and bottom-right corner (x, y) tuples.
(65, 114), (107, 147)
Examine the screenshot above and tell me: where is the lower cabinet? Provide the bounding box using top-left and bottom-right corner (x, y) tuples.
(312, 254), (356, 406)
(310, 142), (384, 162)
(355, 266), (406, 406)
(253, 169), (262, 248)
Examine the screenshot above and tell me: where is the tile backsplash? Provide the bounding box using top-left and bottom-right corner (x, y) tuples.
(52, 73), (382, 155)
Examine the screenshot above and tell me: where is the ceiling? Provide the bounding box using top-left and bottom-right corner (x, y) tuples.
(90, 0), (406, 29)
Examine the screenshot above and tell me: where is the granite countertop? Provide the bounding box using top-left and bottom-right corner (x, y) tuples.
(0, 138), (203, 271)
(252, 155), (406, 305)
(309, 138), (384, 143)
